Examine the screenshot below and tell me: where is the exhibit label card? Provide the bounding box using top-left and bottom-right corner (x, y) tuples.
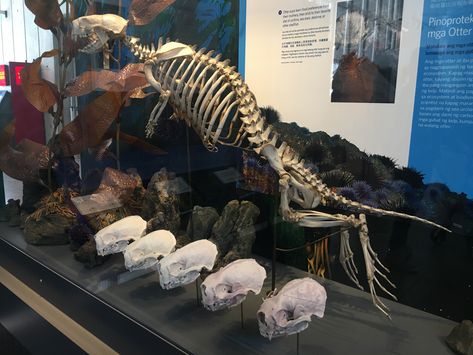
(409, 1), (473, 196)
(279, 5), (331, 64)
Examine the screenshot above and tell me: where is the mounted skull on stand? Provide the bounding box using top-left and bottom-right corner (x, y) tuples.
(72, 14), (451, 318)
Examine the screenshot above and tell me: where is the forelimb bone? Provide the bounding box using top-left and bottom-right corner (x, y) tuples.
(358, 214), (397, 318)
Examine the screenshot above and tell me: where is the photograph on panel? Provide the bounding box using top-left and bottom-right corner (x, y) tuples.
(331, 0), (404, 103)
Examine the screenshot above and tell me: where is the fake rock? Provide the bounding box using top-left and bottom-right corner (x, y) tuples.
(24, 189), (77, 245)
(446, 320), (473, 355)
(210, 200), (259, 267)
(186, 206), (219, 241)
(142, 168), (180, 234)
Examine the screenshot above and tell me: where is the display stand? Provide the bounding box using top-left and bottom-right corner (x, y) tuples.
(271, 196), (279, 291)
(0, 224), (457, 355)
(195, 278), (200, 305)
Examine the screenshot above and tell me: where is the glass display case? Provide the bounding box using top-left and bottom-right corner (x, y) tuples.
(0, 1), (471, 354)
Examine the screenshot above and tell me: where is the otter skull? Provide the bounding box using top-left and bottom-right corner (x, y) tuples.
(124, 230), (176, 272)
(257, 278), (327, 340)
(157, 240), (218, 290)
(71, 14), (128, 53)
(201, 259), (266, 311)
(94, 215), (147, 256)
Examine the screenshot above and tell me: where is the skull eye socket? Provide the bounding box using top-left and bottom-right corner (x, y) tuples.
(215, 284), (232, 296)
(257, 311), (267, 325)
(168, 262), (185, 275)
(274, 309), (292, 325)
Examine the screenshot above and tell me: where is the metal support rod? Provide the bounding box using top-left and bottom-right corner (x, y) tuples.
(195, 278), (200, 305)
(297, 332), (300, 355)
(116, 119), (121, 170)
(271, 196), (279, 291)
(240, 302), (244, 329)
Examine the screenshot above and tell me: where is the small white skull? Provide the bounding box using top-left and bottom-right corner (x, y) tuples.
(157, 240), (218, 290)
(71, 14), (128, 53)
(257, 278), (327, 340)
(123, 230), (176, 272)
(201, 259), (266, 311)
(94, 215), (147, 256)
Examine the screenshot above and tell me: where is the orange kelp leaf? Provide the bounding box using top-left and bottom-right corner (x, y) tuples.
(129, 0), (176, 25)
(59, 92), (123, 156)
(64, 64), (148, 97)
(127, 87), (153, 99)
(112, 130), (167, 155)
(21, 50), (60, 113)
(25, 0), (63, 30)
(16, 139), (50, 169)
(64, 71), (116, 97)
(0, 126), (50, 183)
(0, 124), (49, 182)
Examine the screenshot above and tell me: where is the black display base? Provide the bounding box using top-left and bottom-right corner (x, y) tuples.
(0, 223), (455, 354)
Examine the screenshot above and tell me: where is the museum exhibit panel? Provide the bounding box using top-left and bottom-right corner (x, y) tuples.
(0, 0), (471, 354)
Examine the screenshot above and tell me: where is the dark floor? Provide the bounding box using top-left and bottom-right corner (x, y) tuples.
(0, 323), (30, 355)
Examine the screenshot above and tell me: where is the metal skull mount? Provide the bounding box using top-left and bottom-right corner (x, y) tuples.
(124, 230), (176, 272)
(71, 14), (128, 53)
(257, 278), (327, 340)
(157, 240), (218, 290)
(201, 259), (266, 311)
(94, 215), (147, 256)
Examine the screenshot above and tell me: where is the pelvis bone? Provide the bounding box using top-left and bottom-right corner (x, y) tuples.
(157, 239), (218, 290)
(94, 215), (146, 256)
(72, 14), (128, 53)
(201, 259), (266, 311)
(124, 230), (176, 272)
(257, 278), (327, 340)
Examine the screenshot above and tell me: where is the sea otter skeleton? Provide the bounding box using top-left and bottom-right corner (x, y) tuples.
(72, 14), (451, 318)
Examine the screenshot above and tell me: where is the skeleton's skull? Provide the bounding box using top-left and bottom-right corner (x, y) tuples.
(157, 240), (218, 290)
(201, 259), (266, 311)
(123, 230), (176, 272)
(257, 278), (326, 340)
(71, 14), (128, 53)
(94, 215), (147, 256)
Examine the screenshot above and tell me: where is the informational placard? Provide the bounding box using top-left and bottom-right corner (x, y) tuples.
(242, 0), (420, 165)
(409, 1), (473, 196)
(71, 192), (122, 216)
(279, 5), (331, 64)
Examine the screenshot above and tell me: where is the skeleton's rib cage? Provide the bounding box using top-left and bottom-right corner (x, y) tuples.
(128, 38), (268, 151)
